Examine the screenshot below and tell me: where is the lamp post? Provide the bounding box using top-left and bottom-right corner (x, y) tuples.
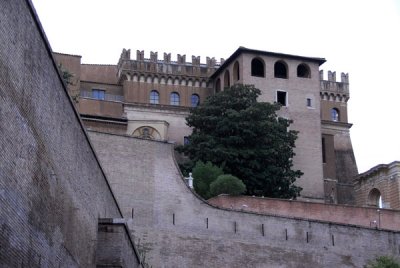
(377, 209), (381, 229)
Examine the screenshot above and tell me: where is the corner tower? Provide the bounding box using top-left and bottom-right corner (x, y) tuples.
(320, 71), (358, 204)
(210, 47), (327, 202)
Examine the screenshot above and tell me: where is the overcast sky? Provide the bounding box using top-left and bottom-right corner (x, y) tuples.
(32, 0), (400, 173)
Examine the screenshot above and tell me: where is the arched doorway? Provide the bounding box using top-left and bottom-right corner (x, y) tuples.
(368, 188), (382, 208)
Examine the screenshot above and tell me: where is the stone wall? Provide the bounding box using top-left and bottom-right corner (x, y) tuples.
(89, 131), (400, 268)
(355, 161), (400, 209)
(0, 1), (140, 267)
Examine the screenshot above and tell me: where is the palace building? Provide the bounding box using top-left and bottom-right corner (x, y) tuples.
(54, 47), (358, 204)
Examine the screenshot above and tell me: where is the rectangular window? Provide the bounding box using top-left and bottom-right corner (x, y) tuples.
(92, 89), (105, 100)
(307, 98), (312, 107)
(276, 91), (287, 106)
(184, 136), (190, 145)
(322, 137), (326, 163)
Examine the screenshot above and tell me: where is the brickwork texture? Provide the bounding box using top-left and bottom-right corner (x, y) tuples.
(0, 1), (140, 267)
(89, 131), (400, 268)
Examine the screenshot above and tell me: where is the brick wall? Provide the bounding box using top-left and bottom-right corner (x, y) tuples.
(0, 1), (140, 267)
(208, 195), (400, 231)
(89, 131), (400, 268)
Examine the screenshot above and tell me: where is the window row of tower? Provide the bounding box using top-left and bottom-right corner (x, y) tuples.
(215, 59), (312, 91)
(149, 90), (200, 107)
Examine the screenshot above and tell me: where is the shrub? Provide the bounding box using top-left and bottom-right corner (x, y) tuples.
(209, 174), (246, 197)
(192, 161), (223, 199)
(365, 256), (400, 268)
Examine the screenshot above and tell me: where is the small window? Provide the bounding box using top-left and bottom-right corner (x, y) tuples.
(170, 92), (180, 106)
(215, 78), (221, 93)
(150, 90), (159, 104)
(233, 61), (240, 81)
(274, 61), (288, 79)
(322, 137), (326, 163)
(297, 63), (311, 78)
(277, 91), (287, 106)
(331, 108), (339, 122)
(306, 98), (312, 107)
(224, 70), (230, 88)
(251, 58), (265, 77)
(191, 94), (200, 107)
(184, 136), (190, 145)
(92, 89), (105, 100)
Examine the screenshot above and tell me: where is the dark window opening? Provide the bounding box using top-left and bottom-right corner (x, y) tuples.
(274, 61), (288, 79)
(233, 61), (240, 81)
(297, 63), (311, 78)
(322, 137), (326, 163)
(184, 136), (190, 145)
(92, 89), (105, 100)
(307, 98), (312, 107)
(251, 58), (265, 77)
(150, 90), (159, 104)
(277, 91), (287, 106)
(331, 108), (339, 122)
(224, 71), (230, 88)
(215, 78), (221, 93)
(191, 94), (200, 107)
(170, 92), (180, 106)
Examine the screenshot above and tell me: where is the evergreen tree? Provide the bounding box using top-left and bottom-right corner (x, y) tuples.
(177, 84), (303, 198)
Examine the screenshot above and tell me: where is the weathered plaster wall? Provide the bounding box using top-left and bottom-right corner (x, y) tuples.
(0, 1), (140, 267)
(89, 131), (400, 268)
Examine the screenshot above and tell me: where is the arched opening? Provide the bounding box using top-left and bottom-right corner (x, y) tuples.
(149, 90), (159, 104)
(215, 78), (221, 93)
(297, 63), (311, 78)
(368, 188), (382, 208)
(191, 94), (200, 107)
(170, 92), (180, 106)
(132, 126), (161, 140)
(251, 58), (265, 77)
(274, 60), (288, 79)
(224, 70), (230, 88)
(331, 108), (340, 122)
(233, 61), (240, 81)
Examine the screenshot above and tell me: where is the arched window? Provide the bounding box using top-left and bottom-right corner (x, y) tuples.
(251, 58), (265, 77)
(368, 188), (382, 208)
(170, 92), (180, 106)
(150, 90), (159, 104)
(191, 94), (200, 107)
(132, 126), (161, 140)
(331, 108), (340, 122)
(224, 70), (230, 88)
(297, 63), (311, 78)
(233, 61), (240, 81)
(215, 78), (221, 93)
(274, 61), (288, 79)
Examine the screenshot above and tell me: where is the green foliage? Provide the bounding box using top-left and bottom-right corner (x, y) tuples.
(192, 161), (223, 199)
(209, 174), (246, 197)
(176, 84), (303, 198)
(57, 64), (79, 103)
(365, 256), (400, 268)
(58, 63), (74, 86)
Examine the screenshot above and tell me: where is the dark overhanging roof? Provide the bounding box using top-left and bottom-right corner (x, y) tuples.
(210, 46), (326, 80)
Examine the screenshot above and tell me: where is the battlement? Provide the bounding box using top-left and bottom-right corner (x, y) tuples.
(319, 70), (350, 101)
(117, 49), (222, 79)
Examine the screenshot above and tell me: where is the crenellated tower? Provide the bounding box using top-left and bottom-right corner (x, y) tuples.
(319, 70), (358, 204)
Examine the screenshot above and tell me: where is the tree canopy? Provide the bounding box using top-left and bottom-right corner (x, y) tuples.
(176, 84), (303, 198)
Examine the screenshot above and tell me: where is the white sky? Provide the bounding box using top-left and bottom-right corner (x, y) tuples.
(32, 0), (400, 173)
